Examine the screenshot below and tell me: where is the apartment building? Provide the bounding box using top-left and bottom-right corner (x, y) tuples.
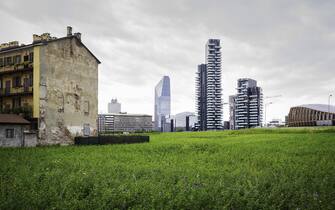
(196, 39), (223, 130)
(0, 26), (100, 145)
(234, 78), (263, 129)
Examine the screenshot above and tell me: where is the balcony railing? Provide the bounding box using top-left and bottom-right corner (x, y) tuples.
(0, 86), (33, 97)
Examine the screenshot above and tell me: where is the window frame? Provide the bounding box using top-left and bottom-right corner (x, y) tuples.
(6, 129), (14, 138)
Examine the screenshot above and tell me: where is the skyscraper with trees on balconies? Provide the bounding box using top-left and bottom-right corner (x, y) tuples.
(196, 39), (222, 130)
(234, 78), (263, 129)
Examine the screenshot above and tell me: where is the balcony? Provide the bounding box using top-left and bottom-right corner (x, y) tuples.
(0, 86), (33, 97)
(0, 64), (33, 76)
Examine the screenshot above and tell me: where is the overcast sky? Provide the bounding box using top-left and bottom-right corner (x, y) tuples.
(1, 0), (334, 121)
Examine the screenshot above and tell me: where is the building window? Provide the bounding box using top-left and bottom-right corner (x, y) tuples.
(6, 129), (14, 138)
(84, 101), (89, 115)
(29, 52), (34, 62)
(0, 58), (3, 67)
(12, 97), (21, 109)
(4, 57), (12, 66)
(14, 55), (21, 65)
(13, 76), (21, 88)
(23, 55), (29, 62)
(29, 74), (33, 86)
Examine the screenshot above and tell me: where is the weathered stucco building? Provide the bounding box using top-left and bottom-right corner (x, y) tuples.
(0, 27), (100, 145)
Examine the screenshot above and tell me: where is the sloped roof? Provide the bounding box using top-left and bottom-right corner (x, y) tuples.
(0, 35), (101, 64)
(297, 104), (335, 114)
(0, 114), (30, 125)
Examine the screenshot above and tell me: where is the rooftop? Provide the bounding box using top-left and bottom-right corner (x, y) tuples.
(296, 104), (335, 114)
(0, 26), (101, 64)
(0, 114), (30, 125)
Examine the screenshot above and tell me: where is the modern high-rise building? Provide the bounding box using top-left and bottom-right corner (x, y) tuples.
(154, 76), (171, 131)
(108, 98), (121, 113)
(234, 78), (263, 129)
(229, 95), (236, 130)
(196, 39), (222, 130)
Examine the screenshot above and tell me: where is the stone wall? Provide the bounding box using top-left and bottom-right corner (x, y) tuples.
(37, 37), (99, 145)
(0, 125), (24, 147)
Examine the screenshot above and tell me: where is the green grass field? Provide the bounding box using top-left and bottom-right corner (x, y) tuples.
(1, 127), (335, 209)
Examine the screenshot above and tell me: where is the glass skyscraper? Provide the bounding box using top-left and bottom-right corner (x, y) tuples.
(154, 76), (171, 131)
(196, 39), (223, 130)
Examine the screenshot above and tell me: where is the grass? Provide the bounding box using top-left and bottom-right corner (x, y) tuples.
(1, 127), (335, 209)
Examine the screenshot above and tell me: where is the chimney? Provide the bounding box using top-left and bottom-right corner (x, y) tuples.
(67, 26), (72, 36)
(74, 32), (81, 41)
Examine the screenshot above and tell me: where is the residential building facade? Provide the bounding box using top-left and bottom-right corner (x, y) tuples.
(0, 26), (100, 145)
(234, 78), (263, 129)
(108, 98), (121, 113)
(97, 113), (152, 132)
(154, 76), (171, 131)
(229, 95), (236, 130)
(196, 39), (222, 130)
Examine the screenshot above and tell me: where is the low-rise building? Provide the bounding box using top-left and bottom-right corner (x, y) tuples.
(97, 113), (152, 133)
(288, 104), (335, 127)
(267, 119), (285, 127)
(0, 114), (35, 147)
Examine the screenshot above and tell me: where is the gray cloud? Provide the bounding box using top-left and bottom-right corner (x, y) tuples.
(1, 0), (334, 120)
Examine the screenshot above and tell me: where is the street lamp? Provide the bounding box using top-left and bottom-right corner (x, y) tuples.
(329, 94), (333, 113)
(264, 102), (273, 127)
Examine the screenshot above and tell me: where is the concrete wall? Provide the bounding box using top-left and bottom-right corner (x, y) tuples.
(23, 131), (37, 147)
(38, 37), (99, 145)
(0, 125), (24, 147)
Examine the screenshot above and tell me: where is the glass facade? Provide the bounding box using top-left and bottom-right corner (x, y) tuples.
(154, 76), (171, 131)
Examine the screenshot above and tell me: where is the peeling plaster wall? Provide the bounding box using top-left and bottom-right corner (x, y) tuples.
(38, 38), (98, 145)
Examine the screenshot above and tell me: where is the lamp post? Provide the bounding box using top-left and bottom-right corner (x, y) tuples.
(329, 94), (333, 113)
(264, 102), (273, 127)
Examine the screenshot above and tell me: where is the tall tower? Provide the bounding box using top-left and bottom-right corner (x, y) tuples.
(196, 39), (223, 130)
(196, 64), (207, 131)
(234, 78), (263, 129)
(154, 76), (171, 131)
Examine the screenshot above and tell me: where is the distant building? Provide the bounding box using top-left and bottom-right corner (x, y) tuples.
(0, 26), (100, 145)
(162, 115), (174, 132)
(223, 121), (230, 130)
(97, 113), (152, 133)
(108, 99), (121, 113)
(267, 119), (285, 127)
(229, 95), (236, 129)
(234, 78), (263, 129)
(154, 76), (171, 131)
(174, 112), (197, 131)
(196, 39), (223, 131)
(288, 104), (335, 127)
